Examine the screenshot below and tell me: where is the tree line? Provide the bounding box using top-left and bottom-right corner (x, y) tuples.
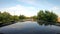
(37, 10), (58, 25)
(0, 10), (58, 26)
(0, 11), (26, 26)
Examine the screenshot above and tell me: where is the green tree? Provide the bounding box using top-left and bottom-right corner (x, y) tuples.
(19, 15), (26, 21)
(37, 10), (58, 24)
(12, 15), (19, 22)
(1, 12), (11, 23)
(0, 12), (2, 23)
(31, 16), (37, 21)
(37, 10), (45, 20)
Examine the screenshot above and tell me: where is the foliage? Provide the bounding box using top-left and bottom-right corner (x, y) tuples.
(19, 15), (26, 20)
(37, 10), (58, 24)
(0, 12), (11, 23)
(10, 15), (19, 22)
(13, 15), (19, 21)
(0, 11), (20, 25)
(0, 10), (58, 26)
(31, 16), (37, 21)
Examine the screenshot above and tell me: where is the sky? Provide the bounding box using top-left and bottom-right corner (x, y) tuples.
(0, 0), (60, 17)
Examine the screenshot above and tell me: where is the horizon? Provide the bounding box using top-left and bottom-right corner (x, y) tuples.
(0, 0), (60, 17)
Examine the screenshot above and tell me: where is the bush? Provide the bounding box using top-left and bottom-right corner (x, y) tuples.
(37, 10), (58, 24)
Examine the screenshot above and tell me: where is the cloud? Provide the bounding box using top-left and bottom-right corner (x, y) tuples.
(0, 0), (60, 17)
(51, 6), (60, 10)
(17, 0), (40, 7)
(18, 0), (36, 4)
(49, 6), (60, 17)
(0, 5), (38, 17)
(17, 0), (54, 7)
